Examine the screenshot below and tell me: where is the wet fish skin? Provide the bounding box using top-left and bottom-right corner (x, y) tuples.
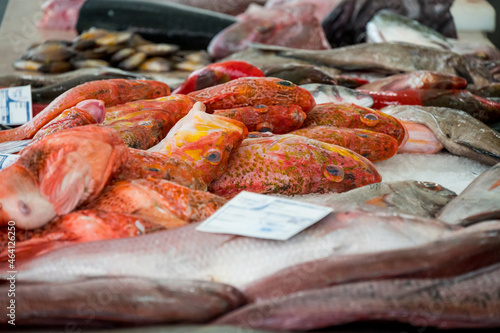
(242, 228), (500, 302)
(0, 125), (128, 230)
(397, 120), (444, 154)
(218, 262), (500, 330)
(0, 277), (245, 326)
(290, 126), (398, 162)
(11, 209), (454, 285)
(322, 180), (457, 218)
(213, 105), (306, 134)
(86, 178), (227, 229)
(358, 71), (468, 91)
(303, 103), (408, 146)
(0, 210), (161, 263)
(366, 10), (452, 50)
(0, 79), (171, 143)
(209, 134), (382, 198)
(382, 105), (500, 166)
(300, 83), (373, 108)
(115, 148), (207, 191)
(438, 162), (500, 225)
(174, 60), (265, 95)
(252, 42), (478, 84)
(149, 102), (248, 186)
(31, 99), (105, 143)
(189, 77), (315, 114)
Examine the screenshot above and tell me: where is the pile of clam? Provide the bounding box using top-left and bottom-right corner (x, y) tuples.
(14, 28), (211, 74)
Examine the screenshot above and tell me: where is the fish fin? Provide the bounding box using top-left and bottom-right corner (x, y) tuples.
(489, 179), (500, 191)
(39, 152), (90, 214)
(364, 195), (389, 208)
(133, 207), (188, 229)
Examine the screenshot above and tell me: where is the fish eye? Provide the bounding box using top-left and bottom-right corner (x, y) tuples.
(259, 127), (271, 132)
(418, 181), (442, 191)
(254, 105), (267, 108)
(254, 105), (269, 113)
(18, 200), (31, 215)
(361, 113), (379, 127)
(205, 149), (222, 165)
(324, 165), (344, 182)
(277, 80), (295, 87)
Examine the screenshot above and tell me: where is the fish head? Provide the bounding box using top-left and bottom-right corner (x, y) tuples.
(411, 181), (457, 204)
(0, 164), (56, 229)
(74, 99), (106, 123)
(263, 78), (316, 113)
(150, 102), (248, 184)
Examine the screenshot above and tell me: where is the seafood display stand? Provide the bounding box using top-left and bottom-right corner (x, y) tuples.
(1, 1), (500, 333)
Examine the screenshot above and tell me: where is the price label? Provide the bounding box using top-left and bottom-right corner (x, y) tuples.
(197, 191), (333, 240)
(0, 85), (32, 125)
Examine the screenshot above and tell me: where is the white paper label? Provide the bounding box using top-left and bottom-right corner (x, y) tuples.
(0, 154), (20, 170)
(0, 139), (31, 154)
(0, 85), (32, 125)
(196, 191), (333, 240)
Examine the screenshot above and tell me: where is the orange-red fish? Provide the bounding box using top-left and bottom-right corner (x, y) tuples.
(303, 103), (408, 146)
(188, 77), (316, 113)
(0, 210), (162, 263)
(86, 178), (227, 229)
(31, 99), (105, 143)
(358, 71), (468, 91)
(290, 126), (398, 162)
(0, 79), (171, 142)
(115, 148), (207, 191)
(149, 102), (248, 186)
(213, 104), (306, 134)
(173, 60), (265, 94)
(209, 134), (382, 198)
(0, 125), (128, 230)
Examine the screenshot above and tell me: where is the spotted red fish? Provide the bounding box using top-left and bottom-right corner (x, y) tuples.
(209, 134), (382, 198)
(213, 104), (306, 134)
(303, 103), (408, 146)
(188, 77), (316, 113)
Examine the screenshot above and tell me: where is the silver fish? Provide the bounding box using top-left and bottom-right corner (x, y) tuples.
(250, 42), (481, 84)
(10, 209), (454, 286)
(382, 105), (500, 166)
(217, 261), (500, 330)
(242, 228), (500, 301)
(366, 10), (452, 50)
(300, 83), (373, 107)
(118, 52), (147, 70)
(0, 277), (245, 326)
(321, 180), (457, 218)
(137, 43), (179, 56)
(438, 162), (500, 225)
(140, 57), (172, 72)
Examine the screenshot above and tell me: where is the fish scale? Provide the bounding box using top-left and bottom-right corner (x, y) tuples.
(12, 210), (454, 287)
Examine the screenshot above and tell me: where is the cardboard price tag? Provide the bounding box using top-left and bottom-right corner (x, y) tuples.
(197, 191), (333, 240)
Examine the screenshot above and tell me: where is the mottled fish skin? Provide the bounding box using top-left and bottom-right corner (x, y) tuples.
(0, 79), (171, 143)
(30, 99), (105, 144)
(0, 125), (128, 230)
(209, 134), (381, 198)
(217, 262), (500, 330)
(300, 83), (374, 108)
(323, 180), (457, 218)
(242, 227), (500, 302)
(86, 178), (227, 229)
(115, 148), (207, 191)
(188, 77), (316, 113)
(358, 71), (467, 91)
(438, 163), (500, 225)
(303, 103), (408, 146)
(0, 210), (160, 264)
(213, 105), (306, 134)
(0, 277), (245, 326)
(290, 126), (398, 162)
(11, 209), (454, 286)
(149, 102), (248, 186)
(382, 105), (500, 166)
